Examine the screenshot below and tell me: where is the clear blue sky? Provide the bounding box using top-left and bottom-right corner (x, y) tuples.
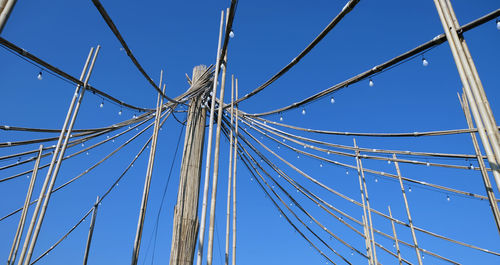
(1, 0), (500, 264)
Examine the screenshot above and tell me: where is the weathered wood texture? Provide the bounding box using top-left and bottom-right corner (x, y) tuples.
(169, 65), (209, 265)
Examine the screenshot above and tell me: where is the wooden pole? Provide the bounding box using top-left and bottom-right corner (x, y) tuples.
(19, 46), (99, 265)
(130, 70), (164, 265)
(224, 75), (234, 265)
(393, 153), (423, 265)
(7, 145), (43, 265)
(206, 36), (229, 265)
(388, 206), (403, 265)
(458, 93), (500, 234)
(231, 78), (239, 265)
(169, 66), (208, 265)
(354, 138), (377, 265)
(354, 144), (372, 265)
(434, 0), (500, 191)
(0, 0), (17, 34)
(82, 196), (99, 265)
(196, 10), (224, 265)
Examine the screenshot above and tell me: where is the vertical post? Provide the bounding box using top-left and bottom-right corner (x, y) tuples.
(82, 196), (100, 265)
(231, 78), (239, 265)
(206, 31), (229, 265)
(433, 0), (500, 192)
(7, 145), (43, 265)
(224, 75), (234, 265)
(361, 215), (372, 265)
(388, 206), (402, 265)
(169, 66), (209, 265)
(196, 10), (225, 265)
(18, 47), (99, 265)
(354, 138), (377, 265)
(0, 0), (17, 34)
(130, 70), (164, 265)
(458, 93), (500, 234)
(393, 154), (423, 265)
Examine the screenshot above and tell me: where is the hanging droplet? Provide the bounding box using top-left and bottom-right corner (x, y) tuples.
(446, 195), (450, 202)
(320, 163), (323, 168)
(27, 175), (30, 179)
(302, 108), (306, 115)
(250, 177), (253, 181)
(118, 109), (122, 115)
(393, 243), (396, 248)
(426, 162), (430, 167)
(408, 186), (412, 192)
(346, 170), (349, 175)
(81, 143), (85, 147)
(375, 178), (378, 183)
(330, 97), (335, 104)
(422, 57), (429, 67)
(369, 79), (374, 87)
(229, 30), (235, 38)
(351, 252), (354, 256)
(387, 160), (391, 164)
(86, 152), (89, 155)
(279, 115), (283, 121)
(37, 71), (43, 80)
(133, 114), (137, 119)
(496, 19), (500, 30)
(469, 164), (474, 170)
(99, 101), (104, 108)
(297, 155), (300, 159)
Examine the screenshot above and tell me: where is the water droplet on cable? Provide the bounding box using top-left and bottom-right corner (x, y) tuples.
(408, 186), (412, 192)
(229, 30), (235, 38)
(330, 97), (335, 104)
(375, 178), (378, 183)
(426, 162), (430, 167)
(369, 79), (374, 87)
(279, 116), (283, 121)
(496, 19), (500, 30)
(37, 71), (43, 80)
(387, 160), (391, 164)
(81, 143), (85, 147)
(118, 110), (122, 115)
(447, 195), (450, 202)
(302, 108), (306, 115)
(346, 170), (349, 175)
(99, 102), (104, 108)
(469, 164), (474, 170)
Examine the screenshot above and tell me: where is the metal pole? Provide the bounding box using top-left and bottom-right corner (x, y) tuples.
(207, 37), (229, 265)
(393, 153), (423, 265)
(224, 75), (234, 265)
(388, 206), (403, 265)
(17, 47), (96, 265)
(7, 145), (43, 265)
(434, 0), (500, 191)
(231, 78), (239, 265)
(82, 196), (100, 265)
(354, 138), (377, 265)
(0, 0), (17, 34)
(196, 10), (224, 265)
(130, 71), (164, 265)
(354, 139), (372, 265)
(458, 93), (500, 234)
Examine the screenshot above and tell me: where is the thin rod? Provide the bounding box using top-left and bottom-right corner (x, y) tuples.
(434, 0), (500, 191)
(0, 0), (17, 33)
(16, 47), (95, 265)
(459, 93), (500, 234)
(231, 78), (239, 265)
(354, 139), (378, 264)
(130, 72), (164, 265)
(82, 196), (100, 265)
(393, 154), (423, 265)
(7, 145), (43, 265)
(354, 139), (373, 264)
(207, 45), (229, 265)
(196, 10), (225, 265)
(22, 46), (100, 265)
(388, 206), (403, 265)
(224, 75), (234, 265)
